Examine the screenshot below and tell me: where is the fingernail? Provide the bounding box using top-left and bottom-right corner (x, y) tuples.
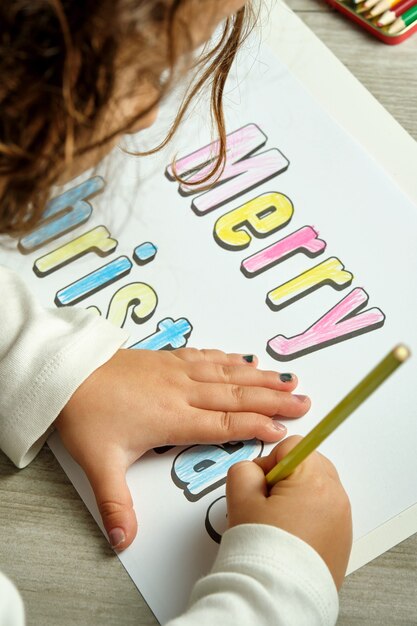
(272, 420), (287, 432)
(108, 527), (125, 548)
(294, 394), (308, 403)
(242, 354), (254, 363)
(279, 373), (293, 383)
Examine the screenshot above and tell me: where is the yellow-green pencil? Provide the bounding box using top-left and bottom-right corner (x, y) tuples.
(266, 344), (410, 488)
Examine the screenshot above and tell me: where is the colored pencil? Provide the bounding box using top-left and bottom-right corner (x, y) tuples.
(265, 345), (410, 487)
(356, 4), (373, 13)
(362, 0), (380, 10)
(377, 0), (417, 25)
(388, 2), (417, 29)
(369, 0), (401, 17)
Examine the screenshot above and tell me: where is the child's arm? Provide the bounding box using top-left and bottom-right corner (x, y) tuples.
(0, 265), (310, 548)
(167, 436), (351, 626)
(0, 266), (128, 467)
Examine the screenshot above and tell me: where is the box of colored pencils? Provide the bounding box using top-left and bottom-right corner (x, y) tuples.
(324, 0), (417, 43)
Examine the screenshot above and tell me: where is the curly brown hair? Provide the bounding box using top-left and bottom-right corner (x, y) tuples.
(0, 0), (251, 235)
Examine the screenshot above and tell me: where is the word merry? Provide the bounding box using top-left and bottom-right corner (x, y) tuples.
(166, 123), (386, 361)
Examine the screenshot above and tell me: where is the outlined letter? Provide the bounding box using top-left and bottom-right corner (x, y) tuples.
(172, 440), (263, 501)
(267, 287), (386, 361)
(166, 124), (289, 215)
(55, 256), (132, 306)
(33, 226), (117, 276)
(267, 257), (353, 311)
(241, 226), (326, 277)
(89, 283), (158, 327)
(205, 496), (227, 544)
(19, 176), (104, 253)
(214, 192), (294, 251)
(129, 317), (193, 350)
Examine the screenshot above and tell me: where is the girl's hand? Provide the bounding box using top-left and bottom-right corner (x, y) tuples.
(226, 436), (352, 589)
(55, 348), (310, 551)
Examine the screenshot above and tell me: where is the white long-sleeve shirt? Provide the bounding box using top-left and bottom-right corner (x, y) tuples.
(168, 524), (338, 626)
(0, 265), (339, 625)
(0, 266), (128, 467)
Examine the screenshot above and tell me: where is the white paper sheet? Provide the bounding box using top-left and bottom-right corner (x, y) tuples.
(2, 15), (416, 625)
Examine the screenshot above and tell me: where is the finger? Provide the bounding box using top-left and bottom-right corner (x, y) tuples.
(226, 460), (267, 514)
(179, 407), (288, 444)
(255, 435), (304, 473)
(86, 455), (138, 551)
(173, 347), (259, 367)
(189, 382), (310, 418)
(187, 361), (298, 392)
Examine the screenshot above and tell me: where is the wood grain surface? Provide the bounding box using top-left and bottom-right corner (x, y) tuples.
(1, 2), (416, 624)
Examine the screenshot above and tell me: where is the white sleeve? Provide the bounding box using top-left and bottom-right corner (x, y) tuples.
(167, 524), (339, 626)
(0, 266), (129, 468)
(0, 572), (25, 626)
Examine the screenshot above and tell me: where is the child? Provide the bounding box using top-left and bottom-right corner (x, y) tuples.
(0, 1), (352, 623)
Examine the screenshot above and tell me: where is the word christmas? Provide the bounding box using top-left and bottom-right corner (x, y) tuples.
(18, 176), (192, 351)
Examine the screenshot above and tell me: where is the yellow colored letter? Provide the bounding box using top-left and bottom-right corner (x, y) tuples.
(267, 257), (353, 310)
(34, 226), (117, 276)
(214, 192), (294, 250)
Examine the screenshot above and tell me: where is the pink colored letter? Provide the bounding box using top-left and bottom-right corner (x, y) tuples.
(241, 226), (326, 277)
(166, 124), (289, 215)
(267, 288), (385, 361)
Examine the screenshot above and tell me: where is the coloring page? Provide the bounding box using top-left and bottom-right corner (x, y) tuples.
(2, 35), (416, 623)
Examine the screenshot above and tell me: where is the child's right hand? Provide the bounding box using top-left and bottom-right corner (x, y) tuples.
(226, 436), (352, 589)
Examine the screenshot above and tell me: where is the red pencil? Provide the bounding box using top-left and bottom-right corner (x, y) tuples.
(377, 0), (417, 25)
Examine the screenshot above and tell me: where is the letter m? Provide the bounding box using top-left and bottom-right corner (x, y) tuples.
(166, 123), (289, 215)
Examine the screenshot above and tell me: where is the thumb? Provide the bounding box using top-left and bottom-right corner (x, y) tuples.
(86, 456), (138, 551)
(226, 460), (267, 514)
(255, 435), (304, 474)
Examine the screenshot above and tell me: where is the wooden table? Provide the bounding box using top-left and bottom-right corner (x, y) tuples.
(1, 2), (416, 624)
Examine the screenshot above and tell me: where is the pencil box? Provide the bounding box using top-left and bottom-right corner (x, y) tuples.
(324, 0), (417, 44)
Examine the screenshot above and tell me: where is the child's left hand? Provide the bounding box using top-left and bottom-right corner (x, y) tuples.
(55, 347), (310, 551)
